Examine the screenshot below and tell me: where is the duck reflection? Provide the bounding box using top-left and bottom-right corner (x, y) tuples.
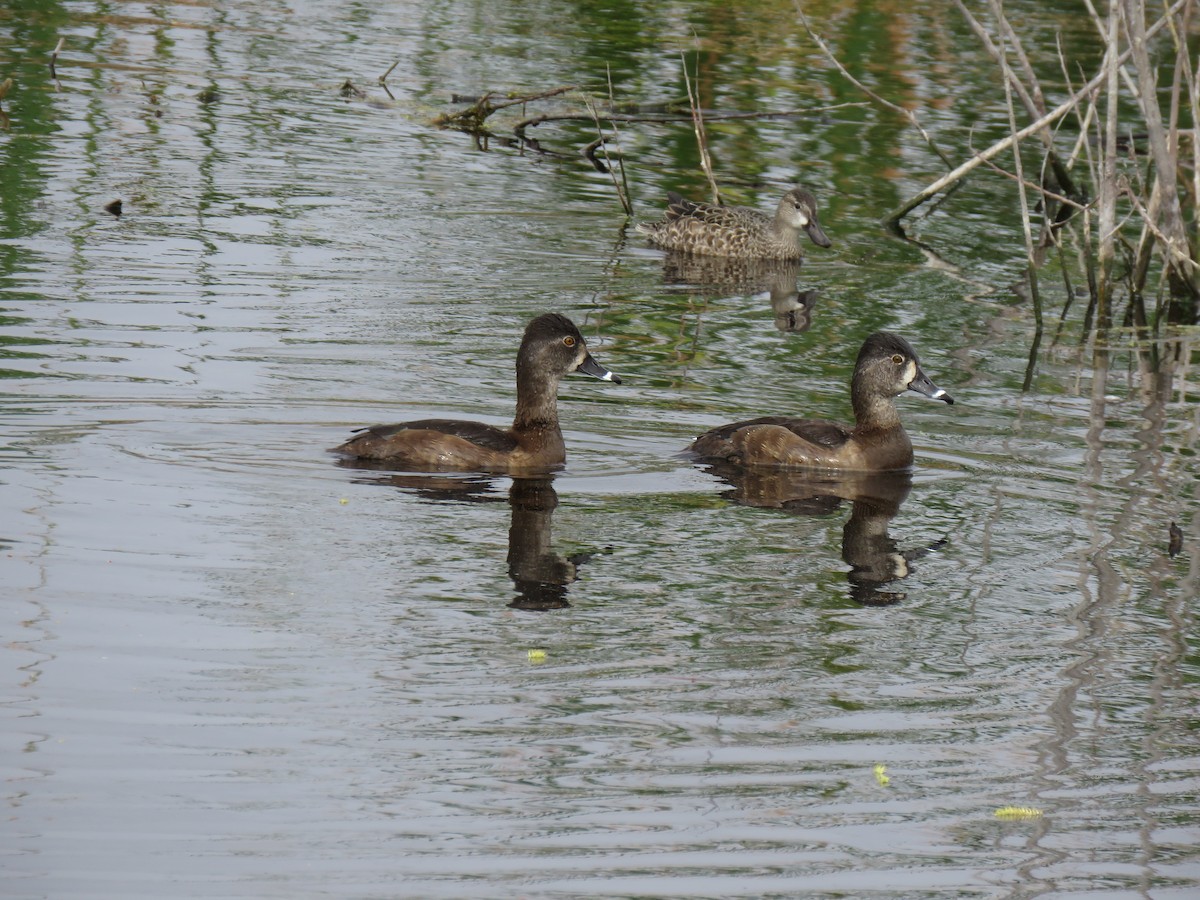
(505, 476), (608, 610)
(702, 463), (945, 605)
(659, 254), (819, 333)
(338, 463), (600, 610)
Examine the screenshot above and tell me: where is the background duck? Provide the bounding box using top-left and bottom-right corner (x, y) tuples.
(636, 187), (832, 259)
(688, 332), (953, 471)
(332, 313), (620, 472)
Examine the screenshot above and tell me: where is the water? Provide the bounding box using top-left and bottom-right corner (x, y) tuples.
(3, 1), (1198, 897)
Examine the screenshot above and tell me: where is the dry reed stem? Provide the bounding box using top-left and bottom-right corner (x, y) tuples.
(1082, 0), (1144, 100)
(583, 70), (632, 216)
(1096, 0), (1121, 330)
(1121, 0), (1192, 295)
(996, 14), (1043, 389)
(604, 64), (634, 216)
(680, 51), (720, 207)
(881, 0), (1192, 225)
(956, 0), (1075, 194)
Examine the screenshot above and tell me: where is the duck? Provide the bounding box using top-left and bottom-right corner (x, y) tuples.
(331, 313), (620, 472)
(636, 187), (832, 259)
(687, 332), (953, 471)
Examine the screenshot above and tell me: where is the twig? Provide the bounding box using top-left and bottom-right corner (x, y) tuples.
(967, 143), (1090, 210)
(379, 58), (400, 85)
(583, 85), (632, 214)
(1122, 183), (1200, 272)
(49, 37), (64, 84)
(435, 85), (579, 132)
(1082, 0), (1143, 101)
(681, 51), (720, 206)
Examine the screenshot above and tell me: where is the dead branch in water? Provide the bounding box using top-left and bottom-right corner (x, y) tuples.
(434, 82), (864, 211)
(433, 85), (580, 133)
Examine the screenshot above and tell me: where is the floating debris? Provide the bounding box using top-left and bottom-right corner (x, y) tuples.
(1169, 522), (1183, 558)
(103, 199), (123, 218)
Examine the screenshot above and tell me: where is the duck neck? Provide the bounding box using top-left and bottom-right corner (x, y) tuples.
(771, 209), (804, 254)
(851, 377), (902, 434)
(512, 367), (562, 432)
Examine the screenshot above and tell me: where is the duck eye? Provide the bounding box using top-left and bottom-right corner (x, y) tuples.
(891, 354), (904, 365)
(563, 336), (576, 348)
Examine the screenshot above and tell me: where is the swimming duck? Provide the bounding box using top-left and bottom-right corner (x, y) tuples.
(332, 313), (620, 472)
(636, 187), (832, 259)
(688, 332), (953, 471)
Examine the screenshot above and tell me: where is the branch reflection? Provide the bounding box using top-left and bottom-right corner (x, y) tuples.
(702, 463), (946, 605)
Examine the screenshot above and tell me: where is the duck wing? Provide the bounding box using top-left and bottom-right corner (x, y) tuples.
(353, 419), (519, 453)
(664, 192), (750, 227)
(773, 418), (852, 449)
(690, 415), (852, 465)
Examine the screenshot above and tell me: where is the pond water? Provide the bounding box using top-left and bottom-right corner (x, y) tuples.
(2, 0), (1198, 897)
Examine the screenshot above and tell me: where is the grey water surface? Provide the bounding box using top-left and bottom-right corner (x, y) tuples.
(2, 1), (1198, 897)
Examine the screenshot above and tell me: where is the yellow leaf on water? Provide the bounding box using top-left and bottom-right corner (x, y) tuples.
(994, 806), (1043, 819)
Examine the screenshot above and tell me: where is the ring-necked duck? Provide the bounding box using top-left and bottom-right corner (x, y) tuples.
(636, 187), (832, 259)
(688, 332), (953, 471)
(331, 313), (620, 472)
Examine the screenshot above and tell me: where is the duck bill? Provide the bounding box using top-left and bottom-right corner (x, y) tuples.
(805, 219), (832, 248)
(577, 353), (622, 384)
(908, 368), (954, 404)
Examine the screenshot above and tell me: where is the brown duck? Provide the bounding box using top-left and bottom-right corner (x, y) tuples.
(332, 313), (620, 472)
(688, 332), (953, 471)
